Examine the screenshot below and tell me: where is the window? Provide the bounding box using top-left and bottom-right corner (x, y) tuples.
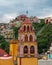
(23, 26), (26, 32)
(25, 35), (28, 41)
(24, 46), (28, 53)
(29, 35), (33, 42)
(46, 19), (48, 22)
(46, 19), (48, 24)
(30, 46), (34, 53)
(27, 26), (29, 32)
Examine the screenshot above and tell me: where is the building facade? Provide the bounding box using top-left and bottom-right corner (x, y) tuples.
(45, 17), (52, 24)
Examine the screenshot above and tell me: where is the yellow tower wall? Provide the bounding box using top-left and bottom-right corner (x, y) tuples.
(17, 58), (38, 65)
(10, 43), (18, 60)
(10, 44), (14, 56)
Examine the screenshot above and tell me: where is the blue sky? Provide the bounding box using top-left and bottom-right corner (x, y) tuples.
(0, 0), (52, 23)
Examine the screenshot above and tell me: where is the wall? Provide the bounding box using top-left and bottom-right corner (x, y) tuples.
(17, 58), (38, 65)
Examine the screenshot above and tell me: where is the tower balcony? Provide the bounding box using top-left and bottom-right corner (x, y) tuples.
(17, 54), (38, 58)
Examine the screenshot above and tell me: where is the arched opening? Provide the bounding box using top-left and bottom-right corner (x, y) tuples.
(29, 35), (33, 42)
(30, 46), (34, 53)
(25, 35), (28, 42)
(23, 26), (26, 32)
(27, 26), (29, 32)
(46, 19), (48, 24)
(24, 46), (28, 53)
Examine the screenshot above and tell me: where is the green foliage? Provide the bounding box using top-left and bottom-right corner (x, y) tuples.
(32, 22), (45, 34)
(39, 19), (45, 23)
(0, 35), (5, 42)
(33, 22), (52, 54)
(0, 41), (9, 53)
(0, 35), (9, 53)
(12, 26), (19, 39)
(37, 35), (49, 53)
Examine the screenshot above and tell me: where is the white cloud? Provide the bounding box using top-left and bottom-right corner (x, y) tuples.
(38, 8), (52, 18)
(0, 13), (19, 23)
(0, 0), (17, 6)
(0, 0), (47, 7)
(0, 0), (52, 23)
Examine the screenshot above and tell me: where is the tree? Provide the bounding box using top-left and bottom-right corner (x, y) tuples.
(0, 35), (5, 42)
(12, 26), (19, 39)
(37, 35), (48, 53)
(0, 35), (9, 53)
(33, 21), (52, 54)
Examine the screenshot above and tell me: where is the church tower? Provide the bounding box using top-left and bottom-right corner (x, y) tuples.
(18, 18), (38, 65)
(18, 18), (37, 57)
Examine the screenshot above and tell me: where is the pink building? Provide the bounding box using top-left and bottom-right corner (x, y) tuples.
(45, 17), (52, 24)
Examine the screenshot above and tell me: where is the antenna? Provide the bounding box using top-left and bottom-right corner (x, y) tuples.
(26, 10), (28, 16)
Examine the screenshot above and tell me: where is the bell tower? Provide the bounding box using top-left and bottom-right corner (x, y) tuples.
(18, 18), (38, 58)
(10, 17), (38, 65)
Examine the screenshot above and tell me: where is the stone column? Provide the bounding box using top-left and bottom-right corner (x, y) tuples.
(35, 45), (37, 57)
(19, 45), (24, 57)
(28, 46), (30, 57)
(28, 34), (30, 42)
(33, 35), (35, 42)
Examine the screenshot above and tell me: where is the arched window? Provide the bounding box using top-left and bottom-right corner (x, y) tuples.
(23, 26), (26, 32)
(46, 19), (48, 24)
(24, 46), (28, 53)
(25, 35), (28, 41)
(27, 26), (29, 32)
(46, 19), (48, 22)
(29, 35), (33, 42)
(30, 46), (34, 53)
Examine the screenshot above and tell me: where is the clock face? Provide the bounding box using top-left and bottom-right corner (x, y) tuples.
(15, 21), (21, 28)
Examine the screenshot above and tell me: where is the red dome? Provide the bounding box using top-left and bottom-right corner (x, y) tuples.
(0, 49), (8, 56)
